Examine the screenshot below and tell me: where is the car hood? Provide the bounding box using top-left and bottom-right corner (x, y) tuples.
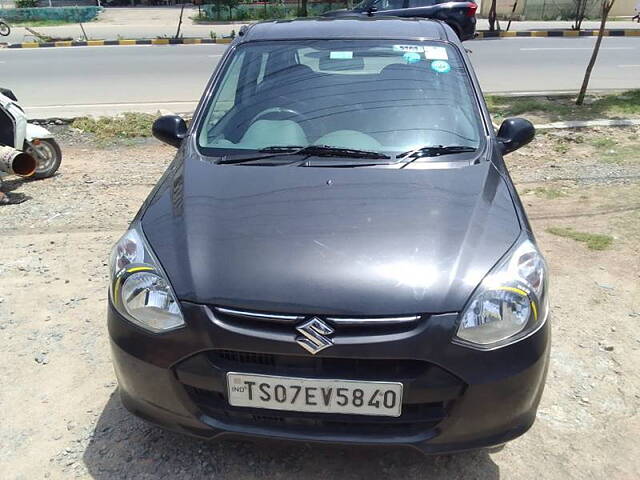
(141, 152), (520, 316)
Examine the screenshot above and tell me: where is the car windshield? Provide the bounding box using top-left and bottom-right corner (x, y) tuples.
(197, 39), (486, 161)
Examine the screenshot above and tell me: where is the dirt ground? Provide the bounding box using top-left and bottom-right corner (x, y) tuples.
(1, 127), (639, 479)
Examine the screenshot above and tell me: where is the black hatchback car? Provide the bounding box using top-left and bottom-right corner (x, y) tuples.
(108, 18), (550, 454)
(323, 0), (477, 41)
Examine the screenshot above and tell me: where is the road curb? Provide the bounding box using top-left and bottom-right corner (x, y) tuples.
(535, 118), (640, 130)
(2, 29), (638, 48)
(476, 28), (640, 39)
(1, 37), (233, 49)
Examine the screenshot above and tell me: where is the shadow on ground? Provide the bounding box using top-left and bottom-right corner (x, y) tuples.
(83, 391), (500, 479)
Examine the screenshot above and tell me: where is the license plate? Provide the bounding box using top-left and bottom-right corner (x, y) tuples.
(227, 372), (403, 417)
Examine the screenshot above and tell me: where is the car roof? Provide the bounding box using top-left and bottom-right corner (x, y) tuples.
(238, 17), (458, 44)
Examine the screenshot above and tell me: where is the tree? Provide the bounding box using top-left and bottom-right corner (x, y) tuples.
(576, 0), (616, 105)
(571, 0), (596, 30)
(223, 0), (239, 19)
(175, 1), (186, 39)
(488, 0), (501, 31)
(301, 0), (308, 16)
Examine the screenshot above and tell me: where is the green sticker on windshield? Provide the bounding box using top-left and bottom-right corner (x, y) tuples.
(431, 60), (451, 74)
(403, 52), (421, 64)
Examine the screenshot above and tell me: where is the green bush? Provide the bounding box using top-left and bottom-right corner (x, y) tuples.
(198, 2), (344, 22)
(0, 6), (102, 23)
(72, 113), (158, 141)
(15, 0), (39, 8)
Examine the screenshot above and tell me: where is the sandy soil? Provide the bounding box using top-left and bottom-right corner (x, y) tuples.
(0, 128), (639, 479)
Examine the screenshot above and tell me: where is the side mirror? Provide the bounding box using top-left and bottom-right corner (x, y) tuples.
(496, 118), (535, 155)
(152, 115), (187, 148)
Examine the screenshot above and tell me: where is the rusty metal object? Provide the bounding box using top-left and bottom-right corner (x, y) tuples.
(0, 146), (36, 176)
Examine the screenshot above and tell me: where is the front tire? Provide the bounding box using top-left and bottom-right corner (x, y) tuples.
(0, 21), (10, 37)
(28, 139), (62, 179)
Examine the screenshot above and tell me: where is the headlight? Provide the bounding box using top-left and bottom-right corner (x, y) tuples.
(455, 238), (548, 349)
(109, 225), (185, 333)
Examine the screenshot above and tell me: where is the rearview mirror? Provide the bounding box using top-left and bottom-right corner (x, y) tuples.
(497, 118), (535, 155)
(152, 115), (187, 148)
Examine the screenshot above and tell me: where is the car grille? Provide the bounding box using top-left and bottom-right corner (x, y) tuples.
(174, 349), (466, 439)
(185, 386), (446, 436)
(210, 306), (424, 335)
(209, 350), (431, 379)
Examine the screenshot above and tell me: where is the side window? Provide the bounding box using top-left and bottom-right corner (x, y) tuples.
(407, 0), (435, 6)
(374, 0), (405, 10)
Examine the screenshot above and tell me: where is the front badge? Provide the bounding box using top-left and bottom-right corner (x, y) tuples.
(295, 317), (334, 354)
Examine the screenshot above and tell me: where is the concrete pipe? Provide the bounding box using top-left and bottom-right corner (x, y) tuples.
(0, 146), (36, 177)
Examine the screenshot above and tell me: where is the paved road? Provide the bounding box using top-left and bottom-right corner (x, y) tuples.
(0, 36), (639, 118)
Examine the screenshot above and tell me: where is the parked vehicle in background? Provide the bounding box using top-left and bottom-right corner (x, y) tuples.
(0, 88), (62, 179)
(323, 0), (477, 40)
(0, 18), (10, 37)
(108, 18), (549, 454)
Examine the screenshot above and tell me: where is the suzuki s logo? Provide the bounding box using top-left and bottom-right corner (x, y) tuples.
(295, 317), (334, 354)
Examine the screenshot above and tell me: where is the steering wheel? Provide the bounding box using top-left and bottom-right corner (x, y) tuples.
(247, 106), (308, 128)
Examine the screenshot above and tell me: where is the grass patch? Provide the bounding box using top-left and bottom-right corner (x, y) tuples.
(12, 19), (75, 27)
(532, 187), (566, 199)
(486, 90), (640, 123)
(547, 227), (613, 250)
(584, 136), (640, 163)
(600, 145), (640, 164)
(588, 137), (617, 150)
(552, 140), (571, 154)
(72, 113), (157, 142)
(522, 187), (567, 199)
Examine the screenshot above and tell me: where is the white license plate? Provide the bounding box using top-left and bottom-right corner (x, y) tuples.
(227, 372), (403, 417)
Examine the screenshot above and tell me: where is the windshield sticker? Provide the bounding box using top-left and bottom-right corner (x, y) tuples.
(393, 45), (424, 53)
(403, 52), (422, 64)
(424, 46), (448, 60)
(431, 60), (451, 74)
(329, 51), (353, 60)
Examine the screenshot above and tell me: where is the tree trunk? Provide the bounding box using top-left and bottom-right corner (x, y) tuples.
(488, 0), (500, 31)
(301, 0), (308, 16)
(576, 0), (615, 105)
(572, 0), (585, 30)
(506, 0), (518, 31)
(175, 2), (185, 39)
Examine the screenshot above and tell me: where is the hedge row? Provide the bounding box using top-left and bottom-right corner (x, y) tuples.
(200, 2), (346, 21)
(0, 6), (102, 23)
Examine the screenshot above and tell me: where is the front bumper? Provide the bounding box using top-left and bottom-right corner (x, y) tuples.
(108, 301), (549, 453)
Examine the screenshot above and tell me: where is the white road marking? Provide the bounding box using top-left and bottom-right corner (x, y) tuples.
(618, 64), (640, 68)
(27, 101), (198, 110)
(520, 47), (634, 51)
(497, 90), (581, 96)
(0, 43), (224, 52)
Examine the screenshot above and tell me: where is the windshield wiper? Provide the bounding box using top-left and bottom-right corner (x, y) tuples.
(396, 145), (478, 159)
(292, 145), (391, 159)
(217, 144), (391, 165)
